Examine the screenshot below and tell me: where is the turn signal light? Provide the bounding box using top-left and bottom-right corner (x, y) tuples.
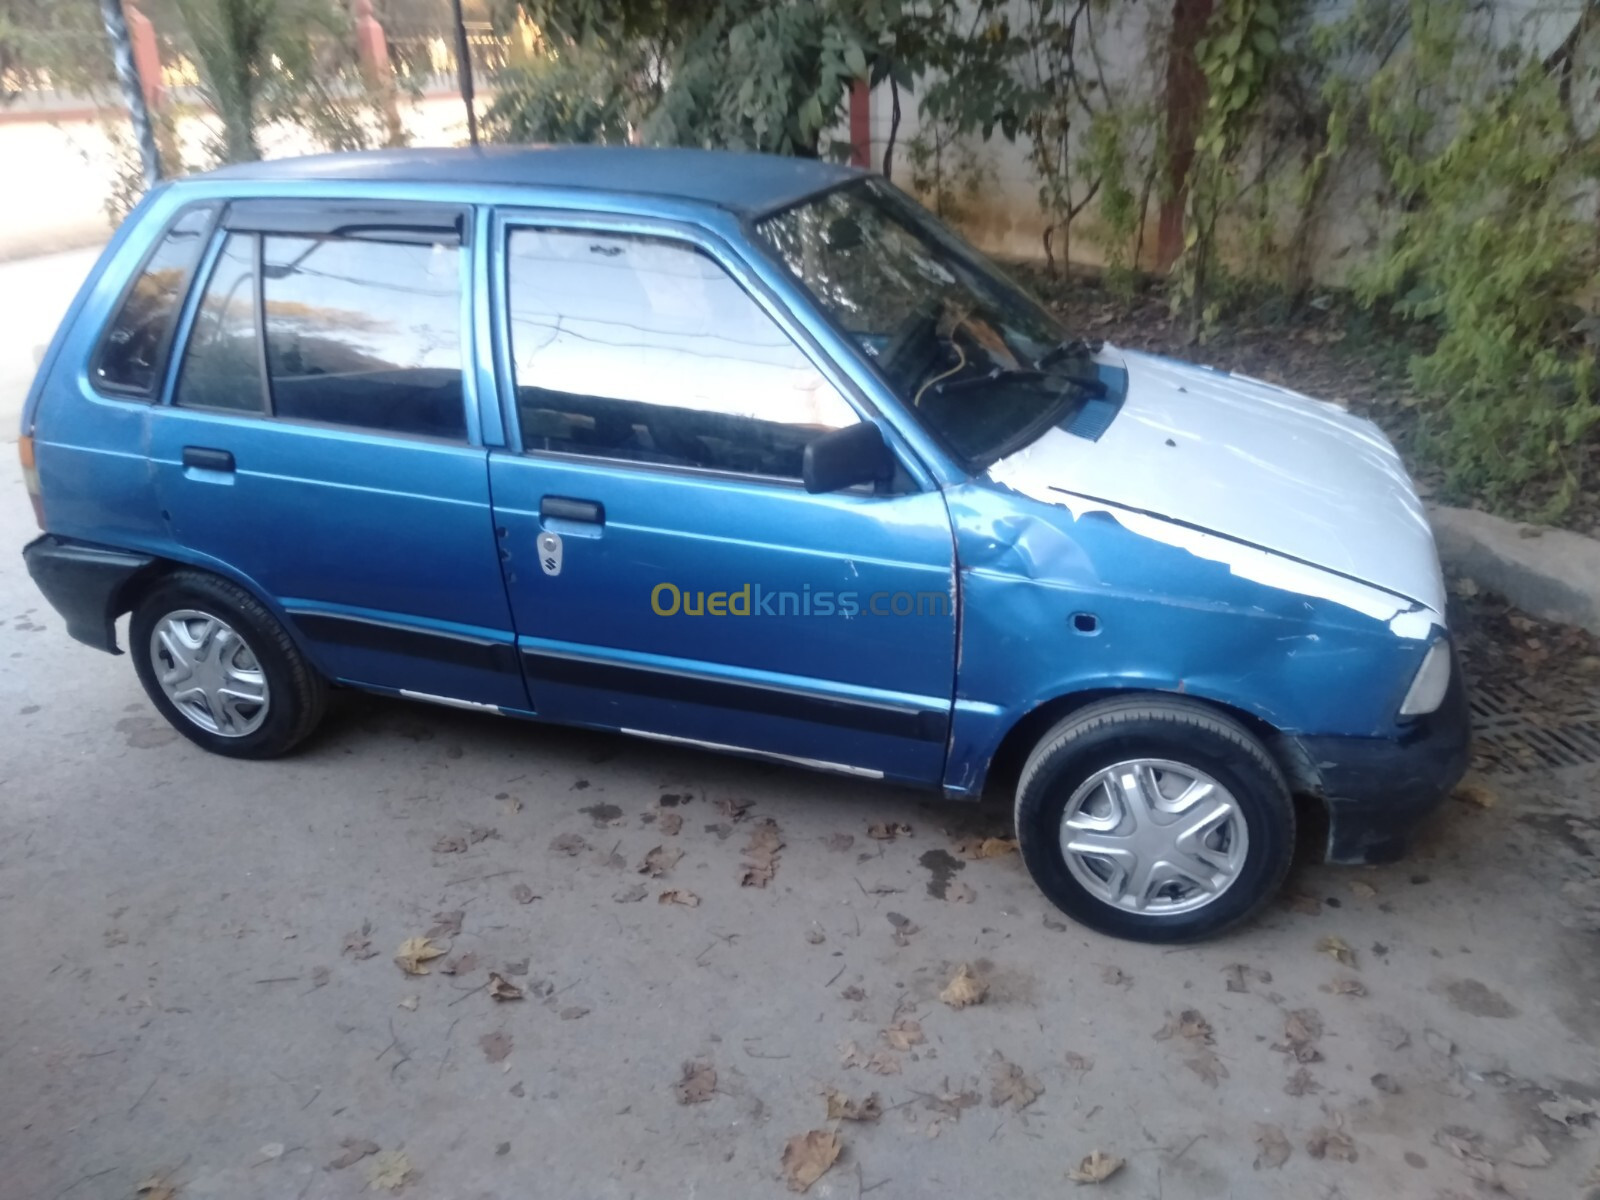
(18, 435), (44, 529)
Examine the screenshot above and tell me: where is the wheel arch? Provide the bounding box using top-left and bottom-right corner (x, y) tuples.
(978, 685), (1330, 853)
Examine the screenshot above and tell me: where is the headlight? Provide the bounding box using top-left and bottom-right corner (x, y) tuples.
(1399, 640), (1452, 716)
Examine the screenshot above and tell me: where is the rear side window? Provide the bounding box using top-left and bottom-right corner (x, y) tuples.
(95, 206), (214, 395)
(173, 228), (465, 440)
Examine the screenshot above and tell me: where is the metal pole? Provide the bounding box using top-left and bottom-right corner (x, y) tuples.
(99, 0), (162, 186)
(449, 0), (479, 147)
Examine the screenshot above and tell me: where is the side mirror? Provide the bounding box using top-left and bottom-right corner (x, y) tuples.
(802, 422), (893, 494)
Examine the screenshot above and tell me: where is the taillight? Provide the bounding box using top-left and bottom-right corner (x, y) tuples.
(18, 435), (45, 529)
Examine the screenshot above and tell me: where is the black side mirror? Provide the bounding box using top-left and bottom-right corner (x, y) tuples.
(802, 422), (893, 494)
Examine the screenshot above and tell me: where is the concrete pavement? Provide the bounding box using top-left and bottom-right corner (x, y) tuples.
(2, 249), (1599, 1200)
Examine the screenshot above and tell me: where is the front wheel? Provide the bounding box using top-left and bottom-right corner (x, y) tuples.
(130, 571), (326, 759)
(1014, 696), (1294, 943)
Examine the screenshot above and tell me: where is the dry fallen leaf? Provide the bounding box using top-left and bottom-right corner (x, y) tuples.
(865, 1049), (902, 1076)
(1254, 1124), (1291, 1169)
(1155, 1009), (1214, 1044)
(658, 889), (700, 907)
(1506, 1134), (1552, 1168)
(1538, 1095), (1597, 1128)
(1316, 935), (1358, 968)
(1348, 880), (1378, 899)
(1064, 1051), (1094, 1073)
(824, 1089), (883, 1122)
(397, 995), (418, 1011)
(439, 951), (479, 976)
(432, 834), (466, 854)
(366, 1149), (413, 1192)
(1452, 780), (1498, 809)
(394, 937), (446, 976)
(487, 972), (524, 1001)
(923, 1083), (981, 1119)
(1184, 1049), (1229, 1088)
(559, 1006), (589, 1021)
(1371, 1072), (1401, 1094)
(1067, 1150), (1125, 1184)
(675, 1060), (716, 1104)
(510, 883), (538, 905)
(822, 832), (854, 852)
(882, 1019), (925, 1051)
(841, 985), (866, 1002)
(717, 796), (752, 822)
(613, 883), (647, 903)
(945, 881), (976, 903)
(467, 825), (498, 844)
(866, 821), (912, 841)
(550, 833), (588, 856)
(805, 929), (825, 945)
(136, 1174), (178, 1200)
(1287, 892), (1323, 915)
(939, 963), (988, 1008)
(740, 818), (784, 888)
(657, 810), (684, 836)
(989, 1054), (1043, 1110)
(342, 921), (378, 960)
(426, 910), (464, 939)
(480, 1031), (512, 1063)
(781, 1130), (841, 1193)
(1307, 1126), (1358, 1162)
(838, 1041), (866, 1069)
(638, 845), (684, 878)
(1279, 1009), (1324, 1063)
(1285, 1067), (1320, 1097)
(1324, 976), (1367, 997)
(328, 1138), (381, 1170)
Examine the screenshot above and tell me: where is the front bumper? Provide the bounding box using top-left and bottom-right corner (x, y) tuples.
(22, 534), (155, 654)
(1296, 665), (1472, 865)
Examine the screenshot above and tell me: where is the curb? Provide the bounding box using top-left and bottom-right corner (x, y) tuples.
(1430, 505), (1600, 635)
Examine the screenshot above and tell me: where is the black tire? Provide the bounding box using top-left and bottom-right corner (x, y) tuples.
(130, 570), (326, 759)
(1014, 695), (1293, 943)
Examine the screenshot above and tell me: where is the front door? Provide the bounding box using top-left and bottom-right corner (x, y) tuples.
(148, 201), (525, 710)
(488, 216), (956, 783)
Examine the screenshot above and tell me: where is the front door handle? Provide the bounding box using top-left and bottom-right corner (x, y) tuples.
(541, 496), (603, 524)
(182, 446), (235, 472)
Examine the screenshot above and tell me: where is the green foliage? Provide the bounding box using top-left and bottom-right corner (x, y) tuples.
(485, 38), (645, 144)
(1331, 0), (1600, 516)
(171, 0), (395, 164)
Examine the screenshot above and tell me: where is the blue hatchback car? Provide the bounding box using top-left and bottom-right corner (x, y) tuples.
(19, 146), (1468, 942)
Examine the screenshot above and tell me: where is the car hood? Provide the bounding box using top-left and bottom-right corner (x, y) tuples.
(987, 347), (1446, 621)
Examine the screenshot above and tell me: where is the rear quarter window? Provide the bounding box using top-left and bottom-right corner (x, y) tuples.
(94, 205), (215, 396)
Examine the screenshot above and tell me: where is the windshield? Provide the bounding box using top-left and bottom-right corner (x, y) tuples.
(755, 178), (1093, 465)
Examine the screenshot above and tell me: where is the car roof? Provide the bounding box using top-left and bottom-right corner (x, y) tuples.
(198, 145), (863, 217)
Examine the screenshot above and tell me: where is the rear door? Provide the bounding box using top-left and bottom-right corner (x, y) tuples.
(486, 212), (957, 784)
(147, 200), (524, 710)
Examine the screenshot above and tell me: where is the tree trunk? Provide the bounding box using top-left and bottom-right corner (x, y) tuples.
(1155, 0), (1214, 271)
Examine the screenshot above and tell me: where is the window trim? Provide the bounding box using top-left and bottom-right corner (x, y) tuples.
(164, 202), (478, 445)
(491, 208), (915, 491)
(90, 202), (219, 402)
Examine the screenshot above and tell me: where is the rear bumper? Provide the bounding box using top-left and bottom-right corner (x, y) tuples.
(1296, 666), (1472, 865)
(22, 534), (154, 654)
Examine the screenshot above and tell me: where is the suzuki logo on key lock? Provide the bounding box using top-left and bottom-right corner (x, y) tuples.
(538, 531), (564, 577)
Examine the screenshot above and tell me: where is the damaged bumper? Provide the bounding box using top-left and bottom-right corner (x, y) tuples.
(1298, 666), (1472, 865)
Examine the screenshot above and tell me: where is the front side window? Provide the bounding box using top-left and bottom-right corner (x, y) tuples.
(173, 224), (466, 440)
(507, 228), (857, 479)
(757, 179), (1097, 466)
(95, 206), (214, 395)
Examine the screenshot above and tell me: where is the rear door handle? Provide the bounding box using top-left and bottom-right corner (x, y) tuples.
(182, 446), (235, 472)
(540, 496), (603, 524)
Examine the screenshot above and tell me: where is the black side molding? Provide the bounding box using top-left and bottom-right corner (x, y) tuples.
(522, 648), (948, 743)
(289, 610), (520, 676)
(22, 535), (155, 654)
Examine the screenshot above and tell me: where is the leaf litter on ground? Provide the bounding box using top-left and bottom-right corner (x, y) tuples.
(675, 1060), (716, 1104)
(780, 1130), (840, 1193)
(740, 817), (783, 888)
(327, 1138), (380, 1170)
(1254, 1124), (1291, 1169)
(487, 972), (524, 1001)
(824, 1089), (882, 1121)
(939, 963), (988, 1008)
(989, 1053), (1043, 1110)
(638, 845), (683, 878)
(1067, 1151), (1124, 1184)
(366, 1149), (413, 1192)
(394, 937), (446, 976)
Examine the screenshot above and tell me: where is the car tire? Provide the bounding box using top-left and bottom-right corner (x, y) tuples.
(130, 570), (326, 759)
(1014, 695), (1294, 943)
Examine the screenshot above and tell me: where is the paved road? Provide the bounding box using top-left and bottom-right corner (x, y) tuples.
(2, 250), (1598, 1200)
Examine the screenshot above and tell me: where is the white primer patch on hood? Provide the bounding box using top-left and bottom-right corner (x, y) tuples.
(988, 348), (1445, 639)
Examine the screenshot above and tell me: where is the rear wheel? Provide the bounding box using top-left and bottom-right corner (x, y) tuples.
(1014, 696), (1294, 943)
(130, 571), (325, 759)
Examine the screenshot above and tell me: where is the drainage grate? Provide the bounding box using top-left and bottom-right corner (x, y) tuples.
(1467, 674), (1600, 776)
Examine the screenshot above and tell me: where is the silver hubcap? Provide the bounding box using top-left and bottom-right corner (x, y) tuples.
(1060, 759), (1249, 915)
(149, 609), (269, 737)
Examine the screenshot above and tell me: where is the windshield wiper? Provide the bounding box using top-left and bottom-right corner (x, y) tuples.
(1037, 337), (1104, 370)
(934, 365), (1107, 399)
